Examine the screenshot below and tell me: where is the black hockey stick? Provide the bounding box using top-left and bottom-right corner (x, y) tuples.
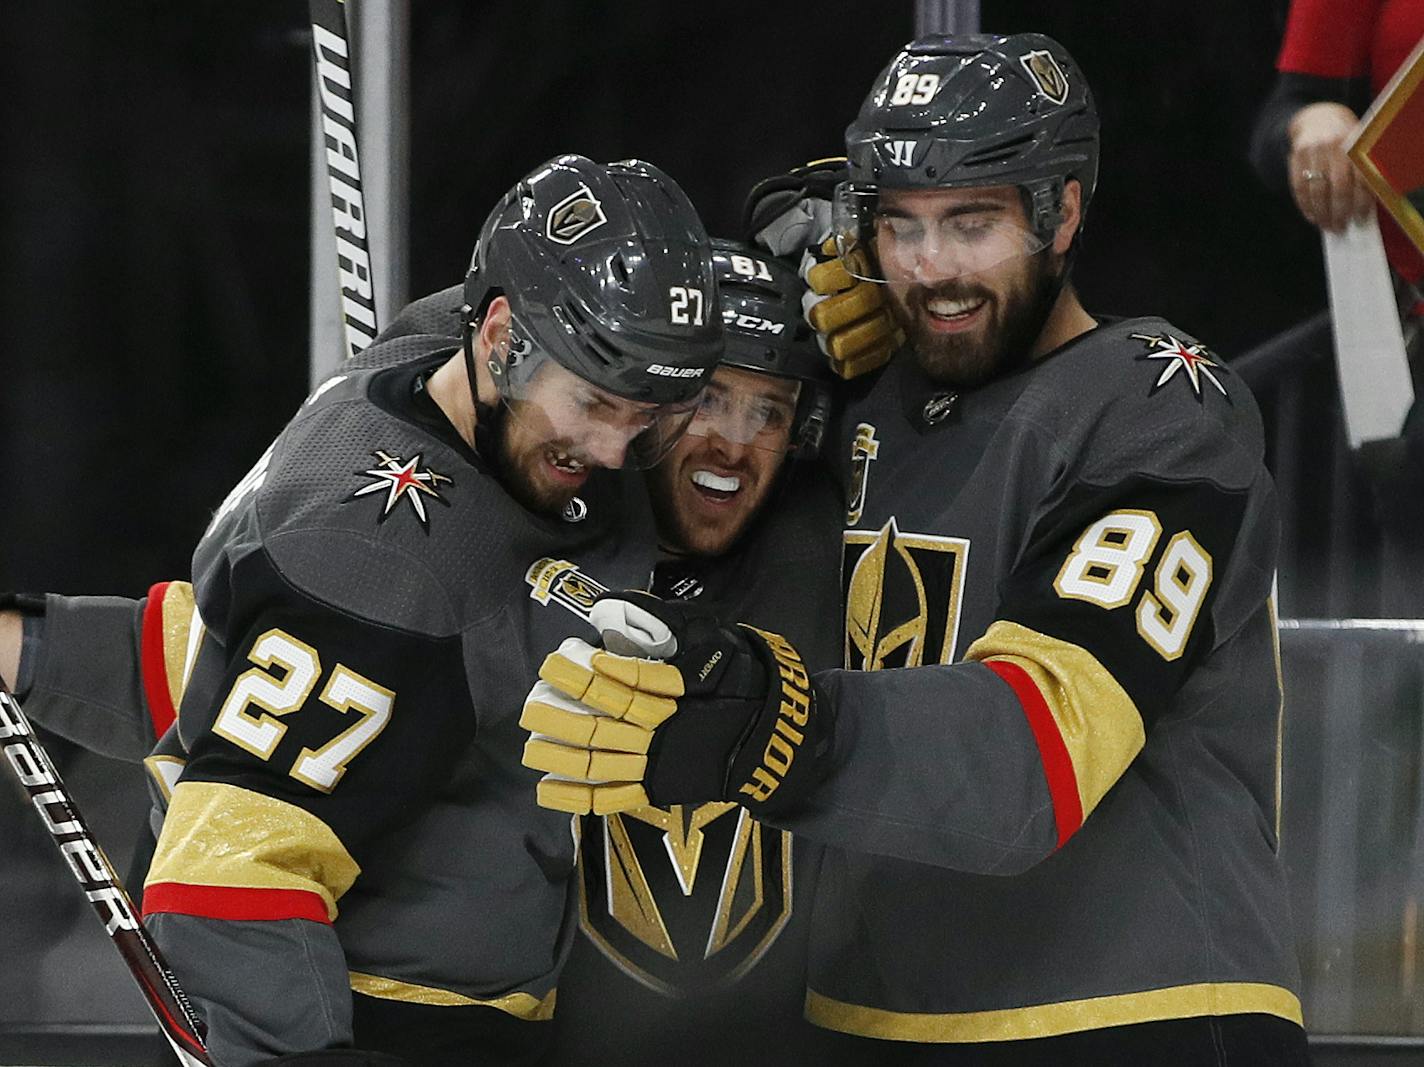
(0, 683), (214, 1066)
(310, 0), (379, 355)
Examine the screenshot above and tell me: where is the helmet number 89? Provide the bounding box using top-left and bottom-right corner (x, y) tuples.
(1052, 509), (1213, 661)
(669, 286), (705, 326)
(889, 72), (941, 106)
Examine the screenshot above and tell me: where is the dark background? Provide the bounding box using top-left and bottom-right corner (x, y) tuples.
(0, 0), (1321, 599)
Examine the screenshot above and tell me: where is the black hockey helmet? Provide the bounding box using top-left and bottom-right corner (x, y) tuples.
(845, 33), (1098, 233)
(707, 238), (833, 456)
(834, 33), (1098, 287)
(463, 155), (723, 408)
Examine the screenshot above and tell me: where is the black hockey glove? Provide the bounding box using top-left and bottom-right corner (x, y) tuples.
(743, 158), (902, 379)
(0, 593), (46, 614)
(521, 592), (833, 817)
(742, 156), (847, 257)
(258, 1052), (413, 1067)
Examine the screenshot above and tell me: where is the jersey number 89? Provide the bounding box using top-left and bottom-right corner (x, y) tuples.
(213, 629), (393, 792)
(1052, 509), (1213, 661)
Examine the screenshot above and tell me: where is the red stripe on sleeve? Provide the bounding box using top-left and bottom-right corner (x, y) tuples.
(983, 659), (1084, 848)
(139, 582), (179, 741)
(142, 882), (331, 924)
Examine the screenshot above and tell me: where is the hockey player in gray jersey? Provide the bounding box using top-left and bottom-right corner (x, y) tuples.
(5, 154), (722, 1067)
(520, 35), (1311, 1065)
(0, 239), (844, 1065)
(541, 240), (845, 1067)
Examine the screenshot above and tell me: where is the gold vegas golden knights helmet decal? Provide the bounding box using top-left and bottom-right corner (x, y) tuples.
(844, 518), (970, 671)
(1020, 49), (1070, 106)
(577, 803), (793, 996)
(546, 184), (609, 245)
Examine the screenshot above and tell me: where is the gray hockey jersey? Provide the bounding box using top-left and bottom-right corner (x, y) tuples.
(140, 333), (662, 1063)
(787, 318), (1303, 1042)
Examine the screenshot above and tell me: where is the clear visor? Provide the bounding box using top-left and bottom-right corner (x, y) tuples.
(684, 370), (802, 454)
(832, 184), (1049, 285)
(492, 318), (701, 470)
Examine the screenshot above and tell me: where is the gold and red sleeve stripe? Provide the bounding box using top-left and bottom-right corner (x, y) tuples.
(143, 780), (359, 924)
(139, 581), (201, 740)
(966, 621), (1146, 847)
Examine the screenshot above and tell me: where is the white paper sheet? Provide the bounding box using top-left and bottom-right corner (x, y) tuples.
(1323, 217), (1415, 449)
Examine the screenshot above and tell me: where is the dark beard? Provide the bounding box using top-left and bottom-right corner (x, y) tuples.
(495, 412), (583, 517)
(889, 251), (1062, 389)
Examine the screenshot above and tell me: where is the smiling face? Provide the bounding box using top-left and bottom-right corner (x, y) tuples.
(875, 184), (1066, 388)
(645, 365), (801, 556)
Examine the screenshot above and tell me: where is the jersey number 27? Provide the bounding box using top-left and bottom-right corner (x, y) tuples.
(212, 628), (393, 792)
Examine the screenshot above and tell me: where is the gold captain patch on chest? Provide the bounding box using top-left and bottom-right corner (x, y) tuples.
(525, 557), (610, 622)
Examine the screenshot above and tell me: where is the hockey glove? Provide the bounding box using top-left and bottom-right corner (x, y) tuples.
(801, 236), (904, 380)
(520, 592), (831, 817)
(743, 158), (903, 380)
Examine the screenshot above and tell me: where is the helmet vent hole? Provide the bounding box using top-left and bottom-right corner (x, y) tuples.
(584, 334), (620, 367)
(963, 138), (1034, 168)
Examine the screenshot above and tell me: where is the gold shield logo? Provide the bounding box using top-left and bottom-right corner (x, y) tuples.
(577, 803), (793, 995)
(1020, 49), (1069, 106)
(844, 518), (970, 671)
(546, 184), (609, 245)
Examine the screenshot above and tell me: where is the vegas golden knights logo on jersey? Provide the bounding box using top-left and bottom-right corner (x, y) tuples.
(577, 803), (793, 995)
(525, 557), (609, 621)
(844, 518), (970, 671)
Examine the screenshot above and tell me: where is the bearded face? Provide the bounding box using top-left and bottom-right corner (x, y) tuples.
(875, 185), (1064, 388)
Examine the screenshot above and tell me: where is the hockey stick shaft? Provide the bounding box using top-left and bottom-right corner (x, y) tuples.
(310, 0), (379, 355)
(0, 684), (213, 1066)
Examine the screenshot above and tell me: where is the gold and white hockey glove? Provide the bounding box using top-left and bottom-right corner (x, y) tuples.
(520, 592), (831, 817)
(801, 236), (904, 380)
(744, 158), (903, 380)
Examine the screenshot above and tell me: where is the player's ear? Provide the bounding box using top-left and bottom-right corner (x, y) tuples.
(1053, 179), (1084, 255)
(479, 295), (511, 354)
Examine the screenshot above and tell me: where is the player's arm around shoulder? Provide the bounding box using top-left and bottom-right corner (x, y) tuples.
(0, 583), (199, 763)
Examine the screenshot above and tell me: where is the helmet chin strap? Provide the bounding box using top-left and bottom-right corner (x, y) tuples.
(462, 316), (509, 477)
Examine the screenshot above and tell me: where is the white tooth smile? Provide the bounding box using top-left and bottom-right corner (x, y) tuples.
(692, 470), (740, 493)
(927, 296), (985, 317)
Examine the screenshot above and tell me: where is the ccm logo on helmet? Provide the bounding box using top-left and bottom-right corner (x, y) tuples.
(646, 364), (705, 378)
(722, 310), (787, 335)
